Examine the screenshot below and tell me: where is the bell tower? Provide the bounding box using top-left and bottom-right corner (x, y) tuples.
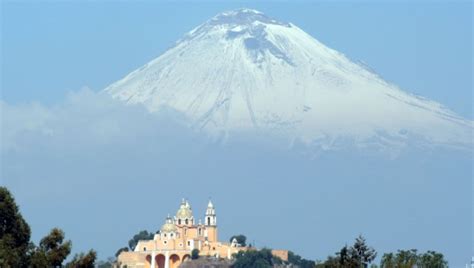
(204, 200), (218, 242)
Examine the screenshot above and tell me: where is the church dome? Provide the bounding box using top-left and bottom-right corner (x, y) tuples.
(176, 199), (193, 219)
(160, 222), (177, 233)
(160, 215), (177, 233)
(176, 206), (193, 219)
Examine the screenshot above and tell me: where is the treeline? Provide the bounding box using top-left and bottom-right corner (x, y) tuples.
(314, 235), (448, 268)
(229, 235), (447, 268)
(0, 187), (97, 268)
(232, 248), (316, 268)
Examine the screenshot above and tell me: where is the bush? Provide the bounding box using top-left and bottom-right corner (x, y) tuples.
(232, 248), (282, 268)
(229, 235), (247, 247)
(191, 248), (200, 260)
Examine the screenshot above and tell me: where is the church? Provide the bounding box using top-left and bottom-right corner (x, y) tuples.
(117, 199), (287, 268)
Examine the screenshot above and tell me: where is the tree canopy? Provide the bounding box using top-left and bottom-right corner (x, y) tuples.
(0, 187), (32, 267)
(380, 249), (447, 268)
(352, 235), (377, 266)
(232, 248), (282, 268)
(32, 228), (72, 267)
(316, 235), (377, 268)
(418, 250), (448, 268)
(288, 251), (316, 268)
(65, 249), (97, 268)
(229, 234), (247, 247)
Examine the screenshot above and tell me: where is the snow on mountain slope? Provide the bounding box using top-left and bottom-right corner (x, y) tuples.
(104, 9), (472, 150)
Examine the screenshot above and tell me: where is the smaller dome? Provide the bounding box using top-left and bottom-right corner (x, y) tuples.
(161, 223), (177, 233)
(160, 215), (177, 233)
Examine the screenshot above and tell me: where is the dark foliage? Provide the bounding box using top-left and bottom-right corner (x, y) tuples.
(65, 249), (97, 268)
(232, 248), (282, 268)
(128, 230), (154, 251)
(229, 234), (247, 247)
(288, 251), (316, 268)
(35, 228), (72, 267)
(380, 249), (447, 268)
(316, 235), (376, 268)
(191, 248), (200, 260)
(0, 187), (31, 267)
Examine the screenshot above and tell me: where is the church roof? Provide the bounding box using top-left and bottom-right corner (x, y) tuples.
(207, 200), (214, 208)
(176, 199), (193, 219)
(160, 215), (177, 233)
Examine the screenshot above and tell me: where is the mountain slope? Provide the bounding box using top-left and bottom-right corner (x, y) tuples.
(104, 9), (472, 150)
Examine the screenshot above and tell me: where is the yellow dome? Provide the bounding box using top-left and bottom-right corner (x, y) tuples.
(160, 215), (177, 233)
(176, 199), (193, 219)
(160, 222), (177, 233)
(176, 206), (193, 219)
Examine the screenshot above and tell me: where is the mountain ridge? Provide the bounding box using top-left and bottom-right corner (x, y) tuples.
(104, 8), (472, 151)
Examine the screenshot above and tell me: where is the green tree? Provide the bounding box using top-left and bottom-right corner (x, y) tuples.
(191, 248), (200, 260)
(395, 249), (418, 268)
(128, 230), (154, 251)
(232, 248), (281, 268)
(315, 256), (340, 268)
(65, 249), (97, 268)
(229, 234), (247, 247)
(29, 247), (49, 268)
(288, 251), (316, 268)
(380, 249), (447, 268)
(35, 228), (72, 267)
(0, 187), (31, 267)
(316, 235), (376, 268)
(351, 235), (377, 267)
(336, 245), (357, 267)
(417, 250), (448, 268)
(380, 252), (395, 268)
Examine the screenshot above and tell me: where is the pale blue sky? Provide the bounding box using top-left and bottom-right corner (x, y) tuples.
(1, 1), (472, 118)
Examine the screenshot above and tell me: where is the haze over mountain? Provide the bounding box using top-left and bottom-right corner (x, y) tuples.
(105, 8), (472, 151)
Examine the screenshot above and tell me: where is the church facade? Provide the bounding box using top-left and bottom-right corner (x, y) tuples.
(117, 199), (256, 268)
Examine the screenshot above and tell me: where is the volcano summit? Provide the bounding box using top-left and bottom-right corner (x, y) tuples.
(105, 9), (472, 150)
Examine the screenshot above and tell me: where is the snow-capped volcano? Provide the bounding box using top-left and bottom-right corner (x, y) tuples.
(105, 8), (472, 150)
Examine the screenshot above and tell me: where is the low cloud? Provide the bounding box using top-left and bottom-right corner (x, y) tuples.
(2, 88), (192, 151)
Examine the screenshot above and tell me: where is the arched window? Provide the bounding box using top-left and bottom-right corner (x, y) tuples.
(207, 217), (211, 225)
(143, 247), (146, 251)
(198, 228), (202, 235)
(178, 219), (182, 225)
(185, 219), (189, 225)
